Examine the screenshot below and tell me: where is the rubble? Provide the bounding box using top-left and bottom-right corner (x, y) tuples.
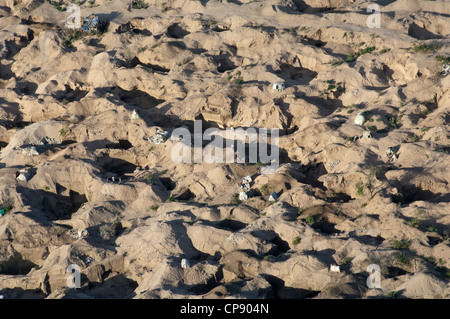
(150, 129), (170, 144)
(272, 81), (286, 92)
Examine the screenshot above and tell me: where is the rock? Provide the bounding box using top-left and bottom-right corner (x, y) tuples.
(21, 146), (39, 156)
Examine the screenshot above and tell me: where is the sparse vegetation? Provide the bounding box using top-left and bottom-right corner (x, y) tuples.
(131, 0), (149, 9)
(305, 215), (315, 225)
(386, 291), (398, 299)
(260, 184), (270, 195)
(435, 55), (450, 64)
(59, 127), (69, 137)
(393, 239), (411, 250)
(332, 46), (376, 65)
(355, 182), (364, 196)
(229, 193), (241, 205)
(149, 204), (159, 211)
(396, 252), (410, 265)
(292, 237), (301, 245)
(411, 41), (442, 54)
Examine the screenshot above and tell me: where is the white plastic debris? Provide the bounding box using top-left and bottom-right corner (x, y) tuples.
(330, 264), (340, 273)
(77, 229), (89, 238)
(441, 64), (450, 77)
(238, 175), (252, 192)
(16, 169), (30, 182)
(272, 81), (285, 92)
(328, 160), (340, 168)
(386, 147), (398, 161)
(239, 191), (248, 201)
(131, 109), (140, 120)
(268, 191), (278, 202)
(21, 146), (40, 157)
(354, 113), (366, 125)
(151, 129), (170, 144)
(181, 259), (190, 269)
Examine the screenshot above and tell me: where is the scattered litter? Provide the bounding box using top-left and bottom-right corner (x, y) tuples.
(77, 229), (89, 238)
(354, 113), (366, 125)
(21, 146), (40, 157)
(328, 160), (340, 168)
(330, 264), (340, 273)
(181, 259), (190, 269)
(150, 129), (170, 144)
(19, 137), (60, 157)
(386, 147), (398, 162)
(239, 191), (248, 201)
(441, 64), (450, 77)
(0, 209), (5, 217)
(82, 14), (99, 32)
(131, 109), (140, 120)
(238, 175), (252, 192)
(268, 191), (278, 202)
(272, 81), (285, 92)
(15, 169), (30, 182)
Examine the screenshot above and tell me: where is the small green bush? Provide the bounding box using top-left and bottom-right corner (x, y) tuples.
(393, 239), (411, 250)
(305, 215), (315, 225)
(411, 41), (442, 54)
(355, 182), (364, 196)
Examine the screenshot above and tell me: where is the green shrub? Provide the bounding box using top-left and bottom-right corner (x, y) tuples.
(355, 182), (364, 196)
(411, 41), (442, 54)
(396, 252), (410, 265)
(132, 0), (149, 9)
(393, 239), (411, 250)
(305, 215), (315, 225)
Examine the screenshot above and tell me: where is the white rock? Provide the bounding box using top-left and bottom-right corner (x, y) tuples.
(239, 191), (248, 201)
(21, 146), (39, 157)
(354, 113), (366, 125)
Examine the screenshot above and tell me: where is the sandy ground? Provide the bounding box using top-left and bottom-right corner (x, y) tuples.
(0, 0), (449, 299)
